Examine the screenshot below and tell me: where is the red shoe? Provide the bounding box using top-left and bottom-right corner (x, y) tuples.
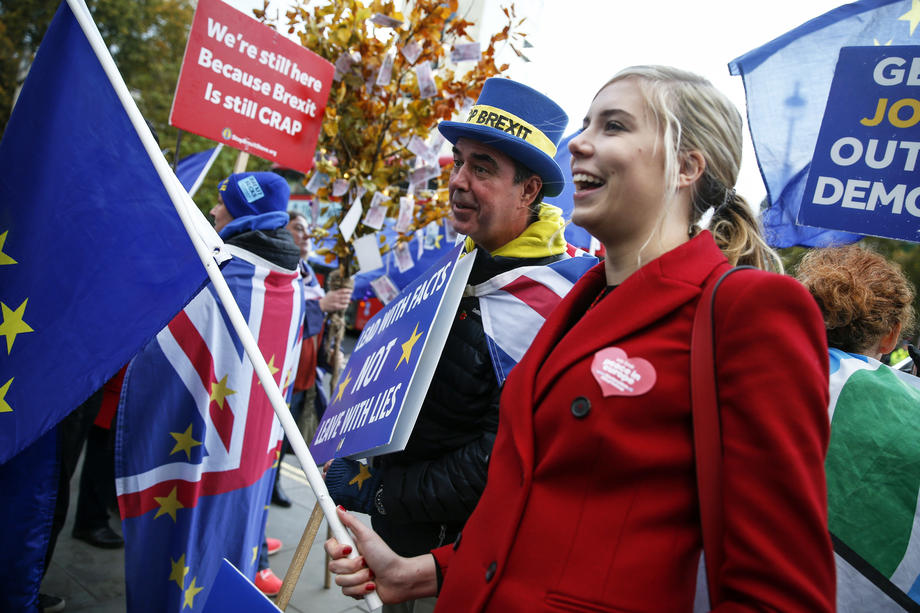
(266, 537), (282, 556)
(255, 568), (282, 596)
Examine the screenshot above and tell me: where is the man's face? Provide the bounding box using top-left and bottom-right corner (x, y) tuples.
(448, 138), (538, 252)
(209, 196), (233, 232)
(286, 215), (310, 257)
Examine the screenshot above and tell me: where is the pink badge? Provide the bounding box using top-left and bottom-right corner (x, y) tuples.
(590, 347), (656, 397)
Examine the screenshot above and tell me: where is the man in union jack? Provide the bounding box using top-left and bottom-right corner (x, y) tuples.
(115, 172), (305, 612)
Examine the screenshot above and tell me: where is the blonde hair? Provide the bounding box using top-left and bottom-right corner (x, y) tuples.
(605, 66), (782, 272)
(796, 245), (916, 354)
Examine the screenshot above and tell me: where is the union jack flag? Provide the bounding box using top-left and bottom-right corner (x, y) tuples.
(115, 246), (304, 612)
(472, 251), (597, 385)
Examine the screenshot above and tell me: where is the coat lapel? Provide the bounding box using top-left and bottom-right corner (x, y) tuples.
(531, 233), (728, 406)
(500, 264), (605, 470)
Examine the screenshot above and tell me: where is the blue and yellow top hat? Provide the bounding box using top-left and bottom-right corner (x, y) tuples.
(438, 78), (568, 197)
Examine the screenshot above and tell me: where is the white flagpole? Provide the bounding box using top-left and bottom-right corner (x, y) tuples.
(65, 2), (381, 610)
(187, 143), (224, 199)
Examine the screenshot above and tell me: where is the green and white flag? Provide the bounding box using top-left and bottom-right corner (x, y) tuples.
(827, 348), (920, 612)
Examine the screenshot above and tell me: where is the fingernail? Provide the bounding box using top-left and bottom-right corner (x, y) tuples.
(368, 569), (375, 579)
(365, 582), (376, 592)
(342, 545), (352, 556)
(337, 505), (345, 511)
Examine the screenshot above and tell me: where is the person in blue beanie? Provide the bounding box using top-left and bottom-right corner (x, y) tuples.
(211, 171), (300, 597)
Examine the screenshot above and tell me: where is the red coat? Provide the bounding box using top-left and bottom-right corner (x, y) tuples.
(432, 232), (834, 612)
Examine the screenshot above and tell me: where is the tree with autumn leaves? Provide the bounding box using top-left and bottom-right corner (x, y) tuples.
(257, 0), (527, 381)
(259, 0), (526, 259)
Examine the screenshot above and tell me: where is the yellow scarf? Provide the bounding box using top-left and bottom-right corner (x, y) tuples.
(463, 202), (567, 259)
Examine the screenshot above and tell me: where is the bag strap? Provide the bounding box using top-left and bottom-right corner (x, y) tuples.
(691, 265), (754, 607)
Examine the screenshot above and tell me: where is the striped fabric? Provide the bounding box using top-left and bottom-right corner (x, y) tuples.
(116, 248), (304, 612)
(471, 254), (596, 385)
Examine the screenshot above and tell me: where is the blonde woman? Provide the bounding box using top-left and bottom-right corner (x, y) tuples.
(326, 67), (835, 612)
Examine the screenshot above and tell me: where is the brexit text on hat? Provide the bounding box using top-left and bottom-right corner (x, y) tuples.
(466, 106), (533, 140)
(462, 104), (556, 157)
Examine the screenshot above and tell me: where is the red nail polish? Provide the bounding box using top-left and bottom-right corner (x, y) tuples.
(337, 505), (345, 511)
(342, 545), (352, 556)
(365, 582), (376, 592)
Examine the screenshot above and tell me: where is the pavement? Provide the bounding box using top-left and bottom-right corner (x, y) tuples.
(41, 454), (371, 613)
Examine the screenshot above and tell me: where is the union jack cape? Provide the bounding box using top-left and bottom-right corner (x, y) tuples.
(115, 245), (304, 612)
(470, 247), (597, 385)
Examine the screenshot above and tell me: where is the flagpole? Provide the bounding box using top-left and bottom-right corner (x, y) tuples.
(65, 2), (381, 610)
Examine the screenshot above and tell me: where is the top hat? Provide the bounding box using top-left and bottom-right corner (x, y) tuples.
(218, 172), (290, 218)
(438, 78), (568, 196)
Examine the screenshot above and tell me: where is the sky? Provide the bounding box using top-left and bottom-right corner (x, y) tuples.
(225, 0), (848, 206)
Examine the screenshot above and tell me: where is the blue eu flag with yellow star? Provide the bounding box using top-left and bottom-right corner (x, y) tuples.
(729, 0), (918, 248)
(0, 1), (213, 465)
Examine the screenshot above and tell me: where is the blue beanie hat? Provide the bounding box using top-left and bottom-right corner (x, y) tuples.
(218, 172), (290, 218)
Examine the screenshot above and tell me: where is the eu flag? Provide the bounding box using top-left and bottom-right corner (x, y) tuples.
(116, 252), (304, 612)
(0, 0), (217, 464)
(729, 0), (914, 248)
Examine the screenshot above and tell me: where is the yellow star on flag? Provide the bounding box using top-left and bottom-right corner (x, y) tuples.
(349, 462), (373, 490)
(0, 299), (34, 354)
(251, 546), (258, 564)
(0, 231), (16, 265)
(900, 0), (920, 35)
(169, 424), (202, 460)
(396, 323), (424, 369)
(169, 554), (189, 590)
(209, 374), (236, 409)
(258, 355), (280, 386)
(0, 377), (12, 413)
(874, 38), (893, 46)
(153, 486), (184, 522)
(282, 369), (292, 391)
(432, 232), (442, 249)
(335, 370), (352, 402)
(183, 576), (204, 609)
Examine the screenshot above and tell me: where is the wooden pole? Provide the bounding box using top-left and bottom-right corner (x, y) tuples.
(276, 502), (325, 610)
(324, 524), (333, 589)
(234, 151), (250, 173)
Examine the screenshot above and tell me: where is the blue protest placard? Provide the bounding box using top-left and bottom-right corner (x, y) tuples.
(799, 45), (920, 243)
(310, 243), (475, 463)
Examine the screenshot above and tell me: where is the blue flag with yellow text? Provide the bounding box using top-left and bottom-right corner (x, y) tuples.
(729, 0), (916, 248)
(0, 1), (211, 465)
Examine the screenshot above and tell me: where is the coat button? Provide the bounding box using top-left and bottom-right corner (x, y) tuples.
(571, 396), (591, 418)
(485, 561), (497, 582)
(453, 532), (462, 550)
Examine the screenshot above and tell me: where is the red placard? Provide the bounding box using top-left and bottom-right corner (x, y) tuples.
(170, 0), (333, 172)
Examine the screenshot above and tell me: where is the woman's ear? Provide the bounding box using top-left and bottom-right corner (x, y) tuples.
(879, 322), (903, 356)
(677, 150), (706, 188)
